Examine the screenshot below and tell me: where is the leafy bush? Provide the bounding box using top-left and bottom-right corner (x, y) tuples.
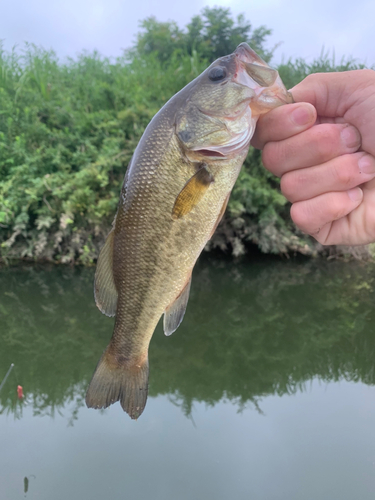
(0, 9), (370, 263)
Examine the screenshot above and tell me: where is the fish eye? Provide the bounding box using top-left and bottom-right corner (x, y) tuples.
(208, 66), (227, 82)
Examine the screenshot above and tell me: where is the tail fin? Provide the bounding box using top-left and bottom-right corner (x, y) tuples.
(85, 348), (149, 420)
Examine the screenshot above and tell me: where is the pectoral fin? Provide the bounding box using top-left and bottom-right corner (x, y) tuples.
(172, 166), (214, 220)
(94, 230), (118, 317)
(163, 276), (192, 336)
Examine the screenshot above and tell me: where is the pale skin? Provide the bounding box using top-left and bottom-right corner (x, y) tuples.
(251, 69), (375, 246)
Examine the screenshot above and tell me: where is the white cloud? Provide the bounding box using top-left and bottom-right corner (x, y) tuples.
(0, 0), (373, 65)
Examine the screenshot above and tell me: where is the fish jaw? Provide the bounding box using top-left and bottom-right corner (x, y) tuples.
(186, 44), (293, 159)
(233, 43), (294, 116)
(188, 106), (256, 159)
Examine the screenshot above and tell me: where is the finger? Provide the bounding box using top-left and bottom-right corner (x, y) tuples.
(290, 188), (363, 237)
(281, 153), (375, 203)
(262, 123), (361, 177)
(251, 102), (316, 150)
(317, 116), (346, 125)
(291, 70), (375, 158)
(291, 70), (375, 115)
(319, 177), (375, 245)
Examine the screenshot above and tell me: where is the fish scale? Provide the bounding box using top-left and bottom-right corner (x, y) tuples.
(86, 43), (293, 419)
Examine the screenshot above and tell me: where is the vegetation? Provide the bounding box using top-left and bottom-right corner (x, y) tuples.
(1, 257), (375, 419)
(0, 8), (370, 264)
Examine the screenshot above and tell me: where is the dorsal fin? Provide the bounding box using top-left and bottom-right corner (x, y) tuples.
(94, 230), (118, 317)
(163, 276), (192, 336)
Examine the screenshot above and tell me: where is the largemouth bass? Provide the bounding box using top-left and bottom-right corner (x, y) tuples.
(86, 43), (293, 419)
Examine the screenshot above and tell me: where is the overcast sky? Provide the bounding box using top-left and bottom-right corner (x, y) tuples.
(0, 0), (374, 66)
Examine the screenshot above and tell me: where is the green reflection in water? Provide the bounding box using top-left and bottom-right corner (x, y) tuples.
(1, 256), (375, 420)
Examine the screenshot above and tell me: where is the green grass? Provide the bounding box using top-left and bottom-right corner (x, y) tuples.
(0, 42), (369, 263)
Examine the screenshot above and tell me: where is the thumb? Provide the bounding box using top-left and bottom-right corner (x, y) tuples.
(290, 71), (367, 119)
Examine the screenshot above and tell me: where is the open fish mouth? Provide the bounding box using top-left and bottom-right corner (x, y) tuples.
(233, 43), (294, 106)
(190, 121), (254, 159)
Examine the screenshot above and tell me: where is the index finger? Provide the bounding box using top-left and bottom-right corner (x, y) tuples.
(251, 102), (317, 150)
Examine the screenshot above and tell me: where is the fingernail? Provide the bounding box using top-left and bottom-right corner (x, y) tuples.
(347, 187), (363, 202)
(291, 105), (314, 126)
(358, 155), (375, 174)
(341, 126), (361, 149)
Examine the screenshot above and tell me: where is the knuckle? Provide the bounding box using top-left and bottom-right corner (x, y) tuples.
(333, 161), (353, 187)
(250, 132), (263, 150)
(330, 200), (346, 221)
(263, 140), (298, 175)
(290, 195), (343, 236)
(313, 228), (330, 245)
(262, 143), (281, 173)
(290, 202), (310, 232)
(280, 171), (302, 201)
(312, 124), (340, 159)
(361, 69), (375, 83)
(280, 175), (292, 199)
(301, 74), (317, 88)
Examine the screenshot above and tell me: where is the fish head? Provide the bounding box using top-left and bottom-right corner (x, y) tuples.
(176, 43), (293, 159)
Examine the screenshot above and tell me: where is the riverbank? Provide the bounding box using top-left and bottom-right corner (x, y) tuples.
(0, 38), (369, 264)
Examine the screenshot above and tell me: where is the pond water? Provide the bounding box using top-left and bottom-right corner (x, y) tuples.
(1, 255), (375, 500)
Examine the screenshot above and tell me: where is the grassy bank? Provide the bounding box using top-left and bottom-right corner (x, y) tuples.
(0, 11), (370, 264)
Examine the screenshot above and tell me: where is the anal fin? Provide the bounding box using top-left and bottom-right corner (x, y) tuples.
(94, 230), (118, 317)
(172, 166), (213, 220)
(163, 276), (192, 336)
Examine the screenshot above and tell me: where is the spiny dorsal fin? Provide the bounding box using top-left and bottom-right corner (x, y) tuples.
(163, 276), (192, 336)
(172, 166), (213, 220)
(94, 230), (118, 317)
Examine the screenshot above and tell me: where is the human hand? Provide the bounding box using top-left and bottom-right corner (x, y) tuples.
(251, 69), (375, 246)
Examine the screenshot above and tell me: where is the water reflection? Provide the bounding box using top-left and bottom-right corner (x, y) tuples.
(1, 256), (375, 420)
